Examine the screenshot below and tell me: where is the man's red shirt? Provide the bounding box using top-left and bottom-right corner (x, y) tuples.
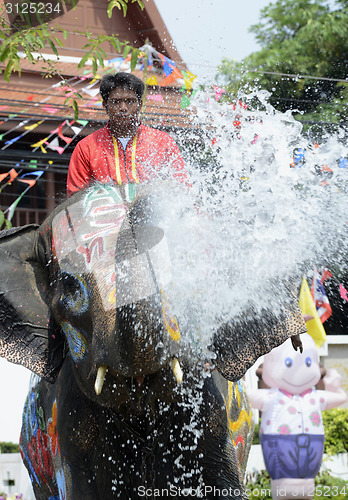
(67, 123), (189, 196)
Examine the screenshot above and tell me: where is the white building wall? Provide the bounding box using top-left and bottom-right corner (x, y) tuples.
(0, 453), (34, 499)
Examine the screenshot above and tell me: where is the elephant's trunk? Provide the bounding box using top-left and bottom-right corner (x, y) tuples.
(109, 297), (173, 377)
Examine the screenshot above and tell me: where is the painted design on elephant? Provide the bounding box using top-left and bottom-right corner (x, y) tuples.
(224, 380), (254, 479)
(161, 290), (181, 342)
(52, 186), (127, 273)
(59, 273), (89, 315)
(22, 385), (45, 444)
(20, 385), (56, 489)
(47, 401), (60, 457)
(55, 457), (73, 500)
(61, 321), (87, 362)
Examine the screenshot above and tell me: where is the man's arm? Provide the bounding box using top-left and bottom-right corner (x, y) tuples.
(67, 141), (92, 197)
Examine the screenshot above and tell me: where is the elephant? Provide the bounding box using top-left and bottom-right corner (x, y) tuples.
(0, 182), (307, 499)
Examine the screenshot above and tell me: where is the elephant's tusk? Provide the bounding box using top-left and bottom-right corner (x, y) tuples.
(170, 358), (183, 384)
(94, 365), (108, 395)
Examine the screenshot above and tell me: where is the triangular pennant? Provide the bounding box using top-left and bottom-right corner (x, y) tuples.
(5, 134), (25, 146)
(70, 126), (83, 135)
(0, 168), (18, 183)
(181, 71), (197, 91)
(31, 137), (49, 153)
(50, 120), (67, 134)
(57, 125), (73, 144)
(42, 106), (59, 114)
(213, 85), (226, 101)
(159, 67), (183, 87)
(146, 76), (158, 86)
(76, 119), (89, 126)
(82, 87), (100, 98)
(24, 120), (44, 131)
(180, 95), (191, 109)
(146, 94), (163, 102)
(18, 170), (44, 187)
(45, 138), (65, 154)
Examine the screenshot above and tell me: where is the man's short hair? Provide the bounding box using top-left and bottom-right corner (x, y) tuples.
(100, 72), (145, 104)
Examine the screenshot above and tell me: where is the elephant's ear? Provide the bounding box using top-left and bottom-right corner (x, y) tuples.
(0, 225), (64, 382)
(212, 289), (307, 382)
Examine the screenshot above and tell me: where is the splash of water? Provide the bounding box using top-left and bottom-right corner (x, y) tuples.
(156, 89), (347, 354)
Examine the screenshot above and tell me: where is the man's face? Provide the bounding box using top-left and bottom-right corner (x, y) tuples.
(103, 87), (141, 133)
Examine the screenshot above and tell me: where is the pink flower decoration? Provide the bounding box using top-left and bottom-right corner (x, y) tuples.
(279, 399), (285, 405)
(288, 406), (296, 415)
(320, 398), (325, 404)
(310, 398), (315, 405)
(266, 420), (271, 426)
(309, 411), (321, 427)
(277, 424), (291, 435)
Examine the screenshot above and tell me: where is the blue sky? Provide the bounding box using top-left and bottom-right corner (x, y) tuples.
(155, 0), (274, 82)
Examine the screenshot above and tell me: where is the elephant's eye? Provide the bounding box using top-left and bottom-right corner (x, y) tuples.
(60, 272), (89, 314)
(305, 357), (312, 367)
(284, 357), (293, 368)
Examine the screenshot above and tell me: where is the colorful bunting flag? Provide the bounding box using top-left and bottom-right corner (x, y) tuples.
(70, 125), (83, 135)
(0, 168), (18, 183)
(24, 120), (44, 131)
(31, 137), (49, 153)
(147, 94), (163, 102)
(311, 268), (332, 323)
(82, 87), (100, 98)
(339, 156), (347, 168)
(159, 67), (183, 87)
(181, 71), (197, 91)
(42, 106), (59, 114)
(146, 76), (158, 86)
(6, 171), (44, 221)
(45, 137), (65, 154)
(5, 134), (25, 146)
(57, 125), (73, 144)
(339, 284), (348, 301)
(213, 85), (226, 101)
(180, 95), (191, 109)
(18, 171), (44, 187)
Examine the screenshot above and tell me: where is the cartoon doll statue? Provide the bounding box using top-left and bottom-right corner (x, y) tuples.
(248, 333), (347, 499)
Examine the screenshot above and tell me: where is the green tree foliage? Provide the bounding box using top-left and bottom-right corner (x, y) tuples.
(0, 210), (12, 230)
(217, 0), (348, 136)
(0, 0), (144, 118)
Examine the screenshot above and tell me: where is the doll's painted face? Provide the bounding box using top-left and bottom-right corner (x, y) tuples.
(262, 334), (321, 395)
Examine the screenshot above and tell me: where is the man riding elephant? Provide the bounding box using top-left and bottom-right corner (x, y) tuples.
(67, 72), (190, 196)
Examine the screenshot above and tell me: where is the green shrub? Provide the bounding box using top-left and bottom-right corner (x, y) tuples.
(246, 470), (271, 499)
(252, 422), (260, 445)
(0, 442), (20, 453)
(246, 470), (348, 500)
(322, 408), (348, 456)
(314, 471), (348, 500)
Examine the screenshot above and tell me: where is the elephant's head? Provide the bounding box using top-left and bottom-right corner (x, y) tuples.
(0, 181), (307, 414)
(0, 183), (184, 410)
